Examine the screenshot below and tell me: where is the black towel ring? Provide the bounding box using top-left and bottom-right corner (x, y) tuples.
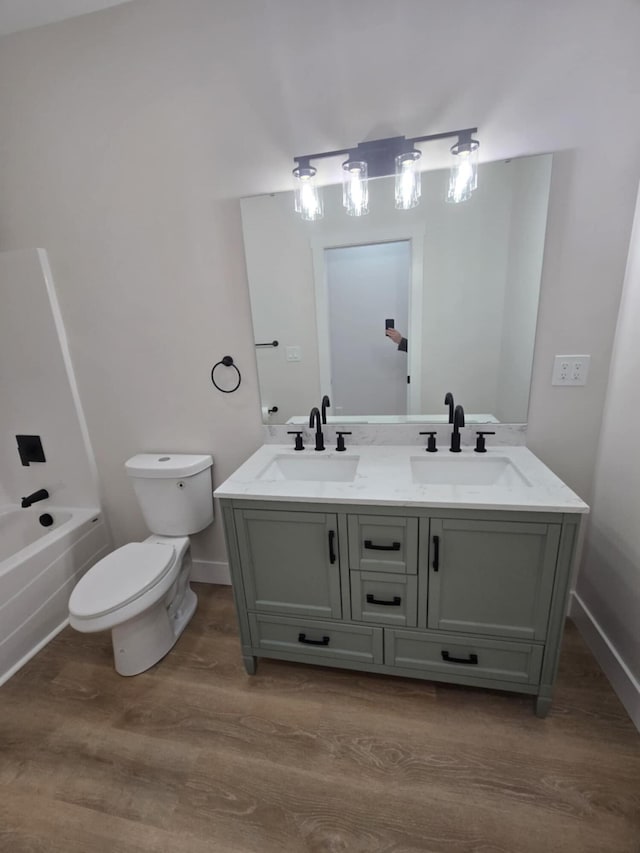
(211, 355), (241, 393)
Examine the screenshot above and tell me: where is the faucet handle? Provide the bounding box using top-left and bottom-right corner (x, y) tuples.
(474, 431), (495, 453)
(335, 431), (352, 452)
(287, 430), (305, 451)
(419, 431), (438, 453)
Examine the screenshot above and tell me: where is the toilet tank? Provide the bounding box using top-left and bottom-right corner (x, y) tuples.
(125, 454), (214, 536)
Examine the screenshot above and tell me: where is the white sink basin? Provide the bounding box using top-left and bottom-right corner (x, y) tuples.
(410, 456), (531, 487)
(258, 454), (359, 483)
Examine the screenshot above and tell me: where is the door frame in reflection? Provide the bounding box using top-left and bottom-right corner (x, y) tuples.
(311, 223), (426, 415)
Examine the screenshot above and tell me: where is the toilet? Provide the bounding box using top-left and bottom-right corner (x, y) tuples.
(69, 453), (213, 676)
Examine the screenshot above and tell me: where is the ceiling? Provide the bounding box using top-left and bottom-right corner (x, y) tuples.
(0, 0), (132, 36)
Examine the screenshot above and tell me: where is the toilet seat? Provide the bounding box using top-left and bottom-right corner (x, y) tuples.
(70, 542), (176, 620)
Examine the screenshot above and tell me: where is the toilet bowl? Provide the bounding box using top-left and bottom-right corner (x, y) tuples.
(69, 536), (196, 675)
(68, 452), (213, 676)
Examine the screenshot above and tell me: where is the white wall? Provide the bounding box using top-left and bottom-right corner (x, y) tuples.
(0, 0), (639, 565)
(0, 250), (99, 508)
(572, 187), (640, 728)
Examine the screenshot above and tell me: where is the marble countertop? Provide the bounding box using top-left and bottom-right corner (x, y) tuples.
(214, 444), (589, 514)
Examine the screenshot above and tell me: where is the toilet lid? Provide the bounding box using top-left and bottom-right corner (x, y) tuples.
(69, 542), (176, 619)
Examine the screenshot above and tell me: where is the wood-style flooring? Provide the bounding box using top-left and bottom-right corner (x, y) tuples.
(1, 584), (639, 853)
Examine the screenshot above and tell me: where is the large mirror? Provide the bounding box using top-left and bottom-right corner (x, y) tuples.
(241, 154), (552, 425)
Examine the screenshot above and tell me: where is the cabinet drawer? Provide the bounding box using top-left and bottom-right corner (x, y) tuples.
(348, 515), (418, 574)
(249, 614), (383, 664)
(350, 571), (417, 627)
(385, 629), (543, 685)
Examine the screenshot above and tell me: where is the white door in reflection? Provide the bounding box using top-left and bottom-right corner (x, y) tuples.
(325, 241), (410, 416)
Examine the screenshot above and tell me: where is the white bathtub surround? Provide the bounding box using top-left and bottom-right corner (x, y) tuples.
(215, 444), (589, 514)
(264, 423), (527, 448)
(0, 505), (110, 686)
(0, 249), (112, 684)
(0, 250), (102, 511)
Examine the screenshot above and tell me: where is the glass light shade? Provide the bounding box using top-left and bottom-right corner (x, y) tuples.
(293, 166), (324, 221)
(447, 139), (479, 203)
(342, 160), (369, 216)
(395, 151), (422, 210)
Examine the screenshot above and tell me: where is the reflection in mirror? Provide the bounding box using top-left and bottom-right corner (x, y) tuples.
(241, 154), (552, 426)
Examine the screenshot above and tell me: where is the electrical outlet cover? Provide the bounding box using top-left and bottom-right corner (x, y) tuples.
(552, 355), (591, 386)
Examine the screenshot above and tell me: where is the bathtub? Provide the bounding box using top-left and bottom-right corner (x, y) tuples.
(0, 505), (111, 685)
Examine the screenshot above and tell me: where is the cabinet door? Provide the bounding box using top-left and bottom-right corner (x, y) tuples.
(425, 518), (560, 641)
(235, 509), (342, 619)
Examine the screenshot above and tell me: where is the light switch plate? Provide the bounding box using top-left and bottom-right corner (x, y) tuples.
(286, 346), (301, 362)
(552, 355), (591, 386)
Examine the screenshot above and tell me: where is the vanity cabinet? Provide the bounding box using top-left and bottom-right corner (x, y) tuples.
(221, 501), (580, 717)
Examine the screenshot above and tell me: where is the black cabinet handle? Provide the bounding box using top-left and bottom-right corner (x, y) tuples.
(441, 651), (478, 665)
(432, 535), (440, 571)
(328, 530), (336, 564)
(298, 633), (330, 646)
(364, 540), (401, 551)
(366, 594), (402, 607)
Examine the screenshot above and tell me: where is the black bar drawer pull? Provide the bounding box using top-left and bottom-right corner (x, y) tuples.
(298, 633), (330, 646)
(366, 593), (402, 607)
(364, 540), (401, 551)
(441, 651), (478, 665)
(432, 535), (440, 571)
(328, 529), (336, 564)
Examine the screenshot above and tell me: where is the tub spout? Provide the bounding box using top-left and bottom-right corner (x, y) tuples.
(21, 489), (49, 508)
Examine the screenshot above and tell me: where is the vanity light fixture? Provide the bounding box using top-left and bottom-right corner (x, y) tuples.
(447, 130), (480, 204)
(292, 161), (324, 221)
(292, 127), (479, 219)
(395, 150), (422, 210)
(342, 159), (369, 216)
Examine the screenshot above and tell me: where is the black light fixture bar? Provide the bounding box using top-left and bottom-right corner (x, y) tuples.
(294, 127), (478, 178)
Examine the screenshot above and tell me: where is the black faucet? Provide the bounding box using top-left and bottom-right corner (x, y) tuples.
(21, 488), (49, 508)
(444, 392), (455, 424)
(309, 407), (325, 451)
(321, 395), (331, 424)
(450, 405), (465, 453)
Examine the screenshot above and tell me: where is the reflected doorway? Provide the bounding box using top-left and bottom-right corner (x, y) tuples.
(324, 241), (411, 416)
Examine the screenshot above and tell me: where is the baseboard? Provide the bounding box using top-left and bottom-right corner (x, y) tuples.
(191, 559), (231, 585)
(569, 591), (640, 732)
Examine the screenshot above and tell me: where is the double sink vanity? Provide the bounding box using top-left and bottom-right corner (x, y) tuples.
(215, 432), (588, 717)
(228, 153), (585, 715)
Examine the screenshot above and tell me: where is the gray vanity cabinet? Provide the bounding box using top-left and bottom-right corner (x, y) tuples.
(221, 500), (581, 717)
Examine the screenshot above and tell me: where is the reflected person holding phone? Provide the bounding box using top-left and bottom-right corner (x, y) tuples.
(385, 319), (407, 352)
